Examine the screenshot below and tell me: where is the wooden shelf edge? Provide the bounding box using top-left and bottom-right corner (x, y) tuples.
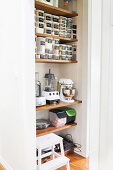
(35, 1), (78, 18)
(36, 100), (82, 111)
(35, 58), (78, 64)
(36, 123), (77, 137)
(35, 33), (78, 43)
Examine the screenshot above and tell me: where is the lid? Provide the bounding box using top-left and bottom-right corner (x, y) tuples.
(44, 69), (55, 79)
(50, 109), (66, 119)
(59, 107), (76, 117)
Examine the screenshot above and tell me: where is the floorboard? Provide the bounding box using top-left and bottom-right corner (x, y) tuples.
(58, 153), (89, 170)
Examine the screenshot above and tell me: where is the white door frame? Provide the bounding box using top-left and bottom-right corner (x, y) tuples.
(88, 0), (102, 170)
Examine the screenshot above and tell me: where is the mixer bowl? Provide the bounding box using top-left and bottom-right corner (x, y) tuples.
(63, 88), (76, 98)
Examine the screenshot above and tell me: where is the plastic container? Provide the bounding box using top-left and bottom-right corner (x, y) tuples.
(53, 22), (59, 29)
(35, 22), (44, 33)
(59, 44), (67, 51)
(53, 39), (59, 45)
(73, 24), (77, 29)
(57, 107), (76, 124)
(52, 15), (59, 22)
(45, 37), (53, 50)
(44, 13), (52, 21)
(67, 45), (72, 51)
(35, 16), (44, 23)
(36, 119), (50, 130)
(52, 29), (59, 36)
(44, 28), (52, 35)
(53, 0), (58, 7)
(61, 55), (66, 60)
(35, 10), (44, 17)
(44, 21), (52, 28)
(36, 37), (45, 55)
(50, 109), (66, 127)
(53, 54), (59, 60)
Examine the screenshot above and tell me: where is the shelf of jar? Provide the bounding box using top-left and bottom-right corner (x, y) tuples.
(35, 1), (78, 18)
(35, 58), (78, 64)
(35, 33), (78, 43)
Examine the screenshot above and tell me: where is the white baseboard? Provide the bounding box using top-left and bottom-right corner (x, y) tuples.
(0, 156), (13, 170)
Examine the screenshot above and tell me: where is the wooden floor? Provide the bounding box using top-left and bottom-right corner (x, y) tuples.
(0, 153), (89, 170)
(58, 153), (89, 170)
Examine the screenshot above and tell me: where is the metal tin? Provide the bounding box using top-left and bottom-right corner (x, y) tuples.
(36, 37), (45, 55)
(45, 37), (53, 50)
(73, 24), (77, 29)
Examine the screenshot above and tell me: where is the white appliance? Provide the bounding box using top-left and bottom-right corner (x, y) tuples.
(42, 91), (60, 104)
(59, 78), (76, 103)
(36, 96), (46, 106)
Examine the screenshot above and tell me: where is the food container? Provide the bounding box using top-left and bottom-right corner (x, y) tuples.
(52, 29), (59, 36)
(61, 55), (66, 60)
(35, 10), (44, 17)
(47, 54), (53, 59)
(59, 31), (66, 37)
(57, 107), (76, 124)
(66, 34), (71, 38)
(35, 54), (40, 59)
(72, 34), (76, 39)
(53, 39), (59, 45)
(43, 0), (53, 6)
(67, 55), (72, 60)
(61, 50), (67, 55)
(59, 44), (67, 50)
(44, 13), (52, 21)
(59, 16), (67, 24)
(44, 28), (52, 35)
(36, 119), (50, 130)
(67, 29), (72, 34)
(49, 109), (66, 127)
(40, 54), (46, 59)
(66, 24), (72, 29)
(53, 45), (59, 55)
(45, 37), (53, 50)
(67, 51), (72, 56)
(67, 45), (72, 51)
(35, 16), (44, 23)
(44, 21), (52, 28)
(36, 37), (45, 55)
(73, 24), (77, 29)
(53, 54), (59, 60)
(53, 0), (58, 7)
(67, 18), (72, 24)
(35, 22), (44, 33)
(52, 15), (59, 22)
(72, 46), (76, 61)
(72, 29), (77, 34)
(53, 22), (59, 29)
(45, 49), (53, 54)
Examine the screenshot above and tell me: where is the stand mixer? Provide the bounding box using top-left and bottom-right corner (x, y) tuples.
(59, 78), (76, 103)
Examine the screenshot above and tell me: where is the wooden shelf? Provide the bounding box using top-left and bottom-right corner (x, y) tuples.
(36, 123), (77, 137)
(36, 100), (82, 111)
(35, 33), (78, 43)
(35, 58), (78, 64)
(35, 1), (78, 18)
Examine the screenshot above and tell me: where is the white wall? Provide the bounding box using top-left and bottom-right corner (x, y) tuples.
(0, 0), (36, 170)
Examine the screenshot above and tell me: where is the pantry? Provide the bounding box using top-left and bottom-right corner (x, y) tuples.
(35, 0), (88, 168)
